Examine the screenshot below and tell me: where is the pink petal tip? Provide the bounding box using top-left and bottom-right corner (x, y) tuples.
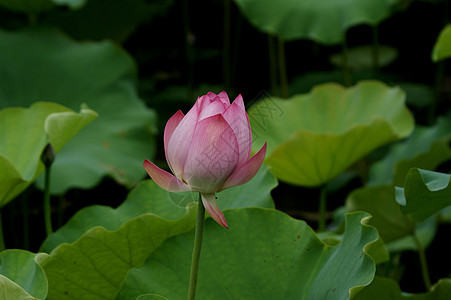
(201, 193), (229, 229)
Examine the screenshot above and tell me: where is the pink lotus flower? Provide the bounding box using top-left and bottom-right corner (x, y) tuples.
(143, 92), (267, 228)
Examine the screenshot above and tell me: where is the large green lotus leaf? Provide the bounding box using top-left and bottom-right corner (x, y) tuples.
(354, 276), (451, 300)
(0, 102), (97, 207)
(40, 164), (276, 251)
(0, 250), (48, 300)
(0, 27), (157, 194)
(369, 118), (451, 186)
(233, 0), (397, 44)
(432, 24), (451, 62)
(316, 228), (388, 265)
(330, 45), (398, 70)
(249, 80), (414, 187)
(37, 204), (198, 300)
(117, 210), (380, 299)
(396, 168), (451, 222)
(346, 185), (416, 243)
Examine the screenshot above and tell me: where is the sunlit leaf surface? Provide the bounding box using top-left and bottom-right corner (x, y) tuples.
(0, 102), (96, 207)
(249, 80), (414, 187)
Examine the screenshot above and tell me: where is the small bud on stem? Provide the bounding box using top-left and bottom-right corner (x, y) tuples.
(41, 143), (55, 168)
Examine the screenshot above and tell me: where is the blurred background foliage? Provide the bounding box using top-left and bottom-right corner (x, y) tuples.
(0, 0), (450, 297)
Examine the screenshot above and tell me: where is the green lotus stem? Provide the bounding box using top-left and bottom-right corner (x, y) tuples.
(187, 193), (206, 300)
(268, 35), (279, 96)
(0, 211), (5, 251)
(277, 37), (289, 98)
(41, 143), (55, 237)
(412, 232), (432, 291)
(318, 187), (327, 232)
(44, 163), (53, 236)
(341, 36), (351, 86)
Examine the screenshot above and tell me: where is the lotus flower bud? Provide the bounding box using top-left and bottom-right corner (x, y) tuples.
(144, 92), (267, 228)
(41, 143), (55, 168)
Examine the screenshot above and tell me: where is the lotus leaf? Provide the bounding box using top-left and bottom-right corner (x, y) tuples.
(0, 102), (96, 207)
(0, 250), (48, 300)
(396, 168), (451, 222)
(233, 0), (397, 44)
(41, 164), (277, 252)
(249, 80), (414, 186)
(432, 24), (451, 62)
(117, 210), (380, 299)
(369, 118), (451, 186)
(0, 27), (157, 194)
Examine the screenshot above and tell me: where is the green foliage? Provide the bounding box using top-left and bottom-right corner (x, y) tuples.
(39, 210), (196, 299)
(41, 164), (277, 252)
(345, 184), (438, 252)
(233, 0), (397, 44)
(0, 1), (449, 298)
(0, 102), (96, 207)
(117, 210), (380, 299)
(330, 45), (398, 70)
(0, 250), (48, 300)
(396, 168), (451, 222)
(51, 0), (86, 10)
(249, 80), (414, 187)
(432, 24), (451, 62)
(369, 118), (451, 186)
(346, 185), (415, 243)
(354, 276), (451, 299)
(399, 83), (436, 109)
(0, 27), (157, 194)
(385, 217), (437, 252)
(37, 166), (276, 299)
